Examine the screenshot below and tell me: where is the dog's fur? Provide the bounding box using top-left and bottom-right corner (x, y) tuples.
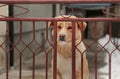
(48, 15), (89, 79)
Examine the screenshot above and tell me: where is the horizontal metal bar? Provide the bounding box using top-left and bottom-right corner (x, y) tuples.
(0, 0), (120, 4)
(0, 17), (120, 22)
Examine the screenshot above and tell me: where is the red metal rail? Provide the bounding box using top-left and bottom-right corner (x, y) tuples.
(0, 0), (120, 4)
(0, 18), (120, 21)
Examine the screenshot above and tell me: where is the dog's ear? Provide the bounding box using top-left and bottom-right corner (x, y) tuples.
(77, 22), (87, 31)
(48, 21), (54, 27)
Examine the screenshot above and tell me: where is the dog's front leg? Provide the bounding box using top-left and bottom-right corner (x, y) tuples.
(57, 70), (62, 79)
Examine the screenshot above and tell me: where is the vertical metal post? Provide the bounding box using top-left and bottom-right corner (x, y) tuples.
(32, 21), (35, 79)
(9, 4), (14, 67)
(52, 4), (56, 17)
(72, 22), (76, 79)
(109, 22), (112, 79)
(53, 21), (57, 79)
(19, 21), (22, 79)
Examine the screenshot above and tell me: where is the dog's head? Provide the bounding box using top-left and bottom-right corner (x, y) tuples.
(48, 15), (87, 44)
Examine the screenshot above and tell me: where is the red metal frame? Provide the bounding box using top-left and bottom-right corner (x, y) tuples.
(0, 1), (120, 79)
(0, 0), (120, 4)
(0, 18), (119, 79)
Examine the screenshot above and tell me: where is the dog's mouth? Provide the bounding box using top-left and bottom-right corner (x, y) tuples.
(58, 38), (72, 44)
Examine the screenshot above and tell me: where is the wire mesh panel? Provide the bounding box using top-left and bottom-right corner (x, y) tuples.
(0, 1), (120, 79)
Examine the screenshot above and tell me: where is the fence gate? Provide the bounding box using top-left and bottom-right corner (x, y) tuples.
(0, 0), (120, 79)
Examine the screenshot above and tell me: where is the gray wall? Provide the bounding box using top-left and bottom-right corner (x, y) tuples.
(13, 4), (53, 68)
(0, 4), (8, 72)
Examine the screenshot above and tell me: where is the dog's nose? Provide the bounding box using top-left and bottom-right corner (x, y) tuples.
(59, 34), (65, 41)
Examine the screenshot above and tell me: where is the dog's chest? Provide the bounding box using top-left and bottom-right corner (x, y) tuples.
(57, 54), (81, 79)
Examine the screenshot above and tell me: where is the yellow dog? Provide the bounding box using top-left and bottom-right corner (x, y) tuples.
(49, 15), (89, 79)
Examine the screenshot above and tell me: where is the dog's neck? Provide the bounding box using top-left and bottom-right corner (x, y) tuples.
(57, 42), (72, 58)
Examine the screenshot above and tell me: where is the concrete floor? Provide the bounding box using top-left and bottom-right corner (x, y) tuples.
(0, 54), (108, 79)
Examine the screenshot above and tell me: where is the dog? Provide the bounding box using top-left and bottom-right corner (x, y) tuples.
(48, 15), (89, 79)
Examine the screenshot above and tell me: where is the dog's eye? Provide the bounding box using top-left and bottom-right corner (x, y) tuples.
(67, 26), (72, 30)
(58, 26), (61, 29)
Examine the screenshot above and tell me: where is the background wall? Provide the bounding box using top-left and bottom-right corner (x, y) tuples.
(13, 4), (53, 69)
(0, 4), (8, 72)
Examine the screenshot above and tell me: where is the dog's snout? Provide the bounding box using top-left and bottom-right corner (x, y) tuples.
(59, 34), (65, 41)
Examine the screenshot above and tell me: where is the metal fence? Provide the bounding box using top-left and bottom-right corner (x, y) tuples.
(0, 0), (120, 79)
